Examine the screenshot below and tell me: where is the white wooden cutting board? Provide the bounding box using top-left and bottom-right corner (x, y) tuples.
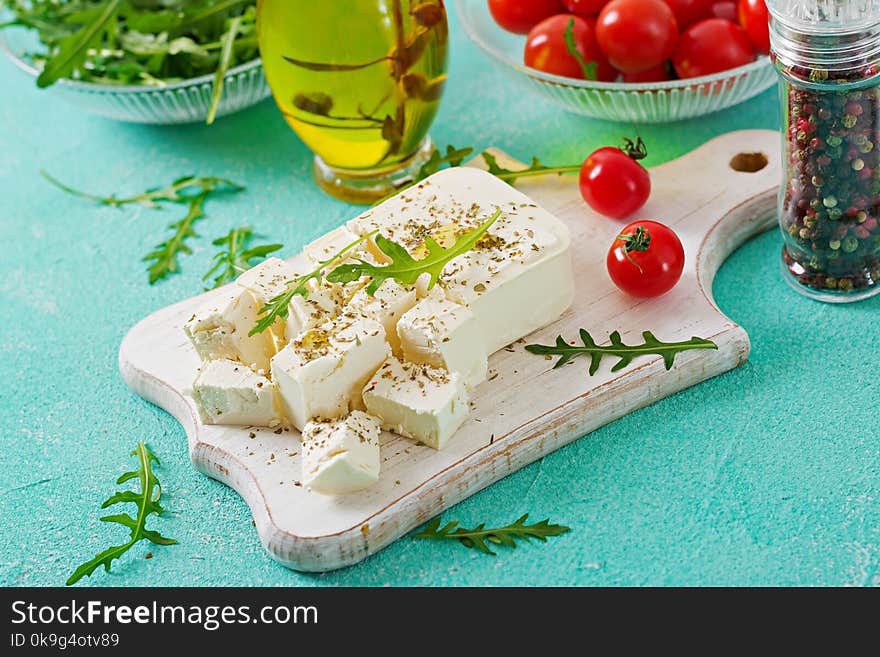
(119, 130), (780, 572)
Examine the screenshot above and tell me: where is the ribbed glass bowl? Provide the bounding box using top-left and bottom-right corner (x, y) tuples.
(455, 0), (777, 123)
(0, 27), (270, 125)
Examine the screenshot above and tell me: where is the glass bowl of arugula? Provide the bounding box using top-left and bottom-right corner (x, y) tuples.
(0, 1), (269, 125)
(454, 0), (776, 124)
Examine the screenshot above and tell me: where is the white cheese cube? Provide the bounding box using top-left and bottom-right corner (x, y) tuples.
(271, 317), (390, 430)
(237, 256), (299, 304)
(362, 357), (469, 450)
(301, 411), (381, 494)
(347, 167), (573, 355)
(191, 359), (281, 426)
(184, 290), (281, 372)
(184, 292), (240, 362)
(344, 279), (417, 356)
(396, 294), (487, 387)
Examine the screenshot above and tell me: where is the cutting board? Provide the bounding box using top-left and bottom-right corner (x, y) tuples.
(119, 130), (780, 572)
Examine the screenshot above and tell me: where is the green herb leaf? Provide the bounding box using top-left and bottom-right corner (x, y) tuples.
(417, 144), (474, 180)
(525, 329), (718, 375)
(327, 208), (501, 295)
(482, 151), (580, 185)
(562, 17), (597, 81)
(206, 13), (242, 125)
(42, 171), (244, 208)
(249, 232), (374, 336)
(36, 0), (122, 88)
(143, 190), (209, 284)
(412, 514), (570, 556)
(67, 442), (176, 586)
(202, 226), (283, 289)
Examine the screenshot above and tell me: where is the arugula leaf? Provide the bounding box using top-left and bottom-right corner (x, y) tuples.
(42, 171), (244, 208)
(67, 442), (176, 586)
(412, 514), (569, 556)
(563, 17), (598, 81)
(327, 208), (501, 295)
(36, 0), (121, 88)
(249, 232), (374, 336)
(206, 13), (242, 125)
(482, 151), (581, 185)
(526, 329), (718, 375)
(417, 144), (474, 180)
(143, 190), (209, 284)
(203, 226), (282, 290)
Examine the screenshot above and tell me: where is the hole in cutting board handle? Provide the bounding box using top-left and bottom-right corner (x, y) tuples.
(729, 152), (769, 173)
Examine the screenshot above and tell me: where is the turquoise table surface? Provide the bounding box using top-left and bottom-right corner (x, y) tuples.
(2, 6), (878, 588)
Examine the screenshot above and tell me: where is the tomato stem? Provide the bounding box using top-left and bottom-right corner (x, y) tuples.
(619, 225), (652, 273)
(622, 136), (648, 161)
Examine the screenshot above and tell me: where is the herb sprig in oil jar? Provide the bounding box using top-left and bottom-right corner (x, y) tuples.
(768, 0), (880, 302)
(256, 1), (448, 204)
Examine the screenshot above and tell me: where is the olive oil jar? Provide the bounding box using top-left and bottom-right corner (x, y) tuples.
(257, 1), (448, 203)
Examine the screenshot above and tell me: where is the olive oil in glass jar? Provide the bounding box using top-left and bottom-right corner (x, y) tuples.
(257, 0), (448, 203)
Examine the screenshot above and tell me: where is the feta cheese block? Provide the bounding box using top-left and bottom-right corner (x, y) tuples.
(362, 357), (469, 450)
(345, 279), (417, 356)
(396, 292), (487, 387)
(303, 224), (364, 266)
(301, 411), (381, 494)
(185, 291), (278, 372)
(191, 358), (281, 426)
(346, 167), (574, 354)
(184, 292), (240, 362)
(271, 316), (390, 430)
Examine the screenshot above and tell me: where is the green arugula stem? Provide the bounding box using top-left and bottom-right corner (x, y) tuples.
(492, 164), (581, 181)
(249, 232), (375, 336)
(413, 514), (570, 556)
(67, 442), (176, 586)
(526, 329), (718, 375)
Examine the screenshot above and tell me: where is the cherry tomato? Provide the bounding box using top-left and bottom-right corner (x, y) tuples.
(579, 138), (651, 219)
(488, 0), (565, 35)
(709, 0), (737, 20)
(525, 14), (618, 81)
(738, 0), (770, 54)
(561, 0), (610, 14)
(660, 0), (712, 29)
(622, 63), (671, 82)
(607, 221), (684, 297)
(672, 18), (755, 78)
(595, 0), (679, 74)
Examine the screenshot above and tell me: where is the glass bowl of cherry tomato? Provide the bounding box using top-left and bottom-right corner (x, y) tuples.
(456, 0), (775, 123)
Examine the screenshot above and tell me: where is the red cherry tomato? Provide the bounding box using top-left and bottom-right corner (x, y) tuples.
(738, 0), (770, 54)
(525, 14), (617, 81)
(672, 18), (755, 78)
(607, 221), (684, 297)
(561, 0), (610, 14)
(579, 138), (651, 219)
(488, 0), (565, 34)
(709, 0), (737, 20)
(660, 0), (712, 29)
(622, 63), (671, 82)
(595, 0), (679, 74)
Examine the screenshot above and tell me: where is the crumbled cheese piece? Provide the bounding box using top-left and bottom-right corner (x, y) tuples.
(362, 357), (469, 450)
(191, 358), (281, 426)
(301, 411), (381, 494)
(396, 294), (487, 387)
(271, 317), (390, 430)
(184, 292), (240, 362)
(345, 279), (417, 356)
